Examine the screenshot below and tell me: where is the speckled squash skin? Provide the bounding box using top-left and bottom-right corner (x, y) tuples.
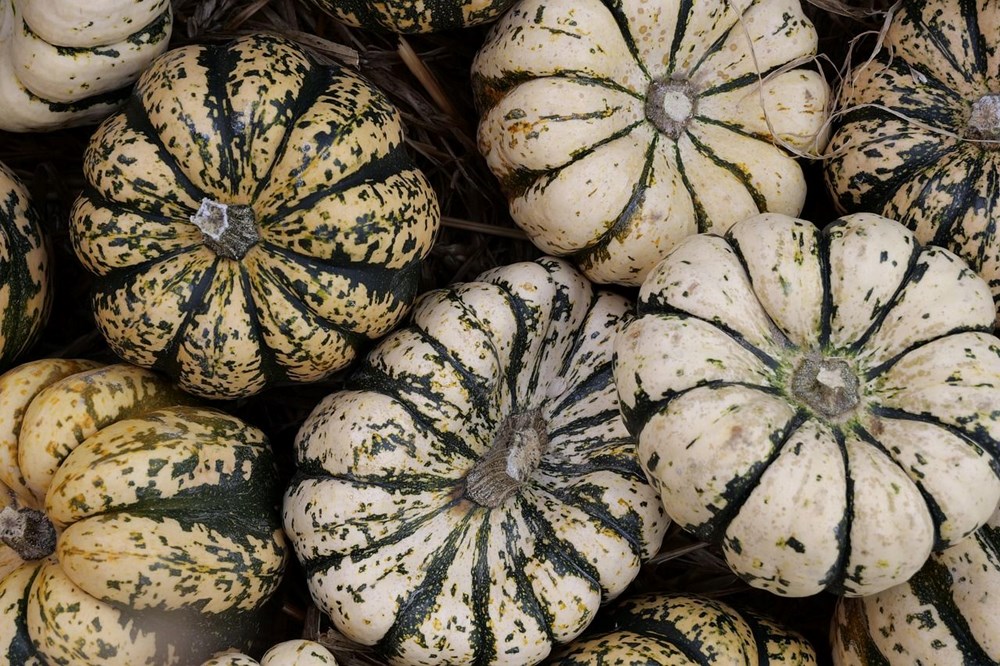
(549, 592), (817, 665)
(0, 359), (288, 666)
(472, 0), (829, 286)
(0, 163), (50, 369)
(203, 640), (340, 666)
(284, 257), (669, 666)
(313, 0), (515, 33)
(832, 507), (1000, 665)
(614, 212), (1000, 598)
(70, 33), (440, 400)
(0, 0), (172, 132)
(825, 1), (1000, 323)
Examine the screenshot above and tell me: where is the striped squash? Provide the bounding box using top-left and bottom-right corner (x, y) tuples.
(284, 258), (669, 666)
(832, 507), (1000, 665)
(0, 359), (287, 665)
(472, 0), (829, 286)
(0, 162), (50, 369)
(549, 593), (817, 664)
(203, 641), (340, 666)
(614, 212), (1000, 598)
(69, 34), (440, 400)
(0, 0), (171, 132)
(825, 1), (1000, 321)
(312, 0), (516, 33)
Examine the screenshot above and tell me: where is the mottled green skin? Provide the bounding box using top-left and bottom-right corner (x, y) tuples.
(549, 593), (817, 664)
(70, 34), (439, 399)
(0, 163), (50, 370)
(313, 0), (516, 33)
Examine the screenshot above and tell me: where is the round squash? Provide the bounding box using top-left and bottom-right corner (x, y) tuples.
(283, 257), (669, 666)
(69, 33), (440, 400)
(0, 0), (172, 132)
(832, 507), (1000, 665)
(0, 359), (288, 665)
(204, 640), (339, 666)
(614, 212), (1000, 598)
(311, 0), (516, 33)
(0, 162), (50, 369)
(825, 1), (1000, 321)
(472, 0), (829, 286)
(549, 592), (817, 665)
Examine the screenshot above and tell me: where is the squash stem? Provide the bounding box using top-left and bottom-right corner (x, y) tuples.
(465, 408), (548, 508)
(790, 353), (860, 419)
(190, 198), (260, 259)
(646, 78), (695, 139)
(0, 504), (56, 561)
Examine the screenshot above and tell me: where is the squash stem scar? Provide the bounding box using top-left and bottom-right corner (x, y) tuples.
(190, 198), (260, 259)
(0, 504), (57, 560)
(645, 78), (695, 139)
(967, 94), (1000, 145)
(465, 408), (548, 508)
(790, 353), (860, 419)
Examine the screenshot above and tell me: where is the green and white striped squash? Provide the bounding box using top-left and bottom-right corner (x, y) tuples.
(284, 257), (669, 666)
(0, 359), (288, 665)
(312, 0), (516, 33)
(69, 33), (440, 400)
(825, 0), (1000, 322)
(0, 162), (50, 369)
(204, 640), (340, 666)
(549, 592), (817, 665)
(614, 212), (1000, 598)
(0, 0), (172, 132)
(472, 0), (829, 286)
(832, 506), (1000, 665)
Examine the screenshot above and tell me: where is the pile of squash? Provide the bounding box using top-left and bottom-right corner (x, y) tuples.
(1, 0), (998, 664)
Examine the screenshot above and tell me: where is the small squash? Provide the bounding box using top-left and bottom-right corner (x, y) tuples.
(311, 0), (516, 33)
(614, 212), (1000, 597)
(70, 33), (439, 399)
(825, 0), (1000, 320)
(283, 258), (668, 666)
(0, 359), (288, 665)
(473, 0), (829, 286)
(0, 161), (50, 369)
(203, 640), (339, 666)
(0, 0), (172, 132)
(832, 507), (1000, 665)
(549, 592), (817, 665)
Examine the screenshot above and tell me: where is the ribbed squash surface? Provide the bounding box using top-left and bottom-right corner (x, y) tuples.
(70, 34), (439, 399)
(284, 258), (668, 666)
(0, 360), (287, 665)
(473, 0), (828, 286)
(615, 213), (1000, 598)
(313, 0), (516, 33)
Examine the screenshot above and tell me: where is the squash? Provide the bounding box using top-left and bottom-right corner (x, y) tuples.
(69, 33), (440, 400)
(472, 0), (829, 286)
(825, 0), (1000, 321)
(549, 592), (817, 665)
(0, 0), (172, 132)
(203, 640), (339, 666)
(0, 162), (50, 369)
(311, 0), (516, 33)
(0, 359), (288, 665)
(283, 257), (669, 666)
(614, 212), (1000, 598)
(832, 507), (1000, 665)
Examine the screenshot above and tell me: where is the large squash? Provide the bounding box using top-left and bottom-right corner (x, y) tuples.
(0, 162), (50, 369)
(825, 0), (1000, 320)
(283, 258), (669, 666)
(0, 0), (172, 132)
(549, 593), (817, 665)
(0, 360), (288, 665)
(311, 0), (516, 33)
(832, 507), (1000, 665)
(472, 0), (829, 286)
(70, 33), (440, 399)
(614, 212), (1000, 598)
